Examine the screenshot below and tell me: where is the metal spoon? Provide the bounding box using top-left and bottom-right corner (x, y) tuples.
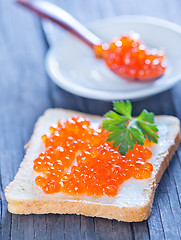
(17, 0), (102, 48)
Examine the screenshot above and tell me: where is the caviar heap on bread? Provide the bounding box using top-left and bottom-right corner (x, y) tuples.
(33, 101), (158, 197)
(6, 107), (180, 221)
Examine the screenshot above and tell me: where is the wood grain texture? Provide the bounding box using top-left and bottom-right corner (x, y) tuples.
(0, 0), (181, 239)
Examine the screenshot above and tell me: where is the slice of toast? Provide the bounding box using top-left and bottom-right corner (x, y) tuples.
(5, 109), (180, 222)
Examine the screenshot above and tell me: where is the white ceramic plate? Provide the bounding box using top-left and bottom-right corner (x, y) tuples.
(45, 16), (181, 101)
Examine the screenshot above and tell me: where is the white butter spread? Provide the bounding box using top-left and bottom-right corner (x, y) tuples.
(9, 112), (179, 209)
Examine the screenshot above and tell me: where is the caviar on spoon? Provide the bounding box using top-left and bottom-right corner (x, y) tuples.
(94, 33), (166, 82)
(18, 0), (166, 82)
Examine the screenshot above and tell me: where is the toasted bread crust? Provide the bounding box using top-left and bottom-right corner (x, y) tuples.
(5, 109), (181, 222)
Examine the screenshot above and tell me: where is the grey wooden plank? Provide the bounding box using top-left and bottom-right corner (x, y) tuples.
(80, 216), (96, 240)
(156, 175), (180, 239)
(0, 0), (51, 239)
(110, 0), (178, 20)
(171, 82), (181, 119)
(64, 215), (81, 240)
(132, 221), (150, 240)
(94, 218), (113, 240)
(151, 174), (180, 240)
(45, 214), (65, 240)
(166, 165), (181, 236)
(112, 220), (133, 240)
(148, 199), (165, 240)
(95, 0), (116, 18)
(69, 0), (102, 22)
(171, 150), (181, 206)
(84, 99), (112, 116)
(32, 215), (51, 240)
(159, 0), (181, 24)
(94, 217), (133, 240)
(11, 215), (35, 240)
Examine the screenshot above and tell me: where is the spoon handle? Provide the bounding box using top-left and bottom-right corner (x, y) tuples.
(17, 0), (102, 48)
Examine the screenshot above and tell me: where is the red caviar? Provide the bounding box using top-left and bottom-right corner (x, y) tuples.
(94, 33), (166, 81)
(34, 117), (153, 196)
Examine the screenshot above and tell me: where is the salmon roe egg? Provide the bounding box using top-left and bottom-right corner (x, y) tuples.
(33, 117), (153, 196)
(94, 33), (166, 82)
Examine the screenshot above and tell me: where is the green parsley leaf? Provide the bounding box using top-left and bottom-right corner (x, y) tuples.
(113, 100), (132, 118)
(102, 101), (159, 155)
(137, 109), (154, 123)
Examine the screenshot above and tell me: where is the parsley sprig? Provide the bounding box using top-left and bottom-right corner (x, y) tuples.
(102, 101), (159, 155)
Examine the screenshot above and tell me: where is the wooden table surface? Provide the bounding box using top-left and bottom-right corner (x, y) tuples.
(1, 0), (181, 239)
